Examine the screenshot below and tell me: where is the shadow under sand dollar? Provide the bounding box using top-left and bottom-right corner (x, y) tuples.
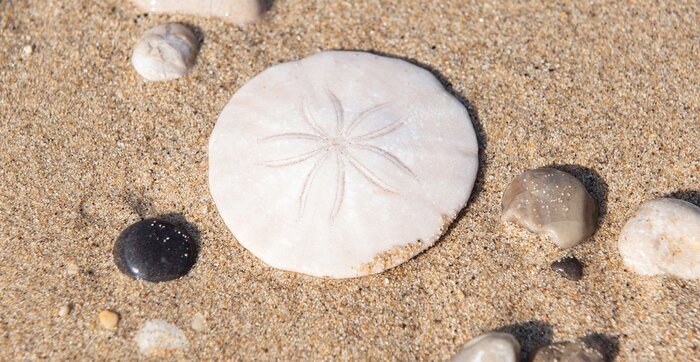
(548, 164), (609, 226)
(665, 189), (700, 208)
(497, 320), (553, 361)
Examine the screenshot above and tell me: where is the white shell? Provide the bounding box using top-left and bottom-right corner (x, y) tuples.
(130, 0), (264, 25)
(452, 333), (520, 362)
(131, 23), (199, 82)
(209, 51), (479, 278)
(618, 198), (700, 279)
(135, 320), (188, 355)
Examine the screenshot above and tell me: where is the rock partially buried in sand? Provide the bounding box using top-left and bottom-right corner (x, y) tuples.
(452, 332), (520, 362)
(502, 168), (597, 248)
(532, 341), (604, 362)
(131, 23), (199, 82)
(131, 0), (264, 25)
(136, 320), (188, 356)
(209, 51), (479, 278)
(618, 198), (700, 279)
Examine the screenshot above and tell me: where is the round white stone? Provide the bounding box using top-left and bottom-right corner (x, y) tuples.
(452, 332), (520, 362)
(131, 23), (199, 81)
(209, 51), (478, 278)
(618, 198), (700, 279)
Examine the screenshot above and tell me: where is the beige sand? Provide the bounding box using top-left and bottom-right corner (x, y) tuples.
(0, 0), (698, 360)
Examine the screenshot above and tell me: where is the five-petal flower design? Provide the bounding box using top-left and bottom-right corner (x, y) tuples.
(260, 89), (416, 220)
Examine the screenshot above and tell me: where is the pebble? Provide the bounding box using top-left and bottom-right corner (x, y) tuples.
(550, 256), (584, 281)
(136, 320), (188, 355)
(618, 198), (700, 279)
(502, 168), (598, 248)
(98, 310), (120, 330)
(58, 304), (72, 317)
(131, 23), (199, 81)
(130, 0), (265, 25)
(22, 45), (33, 55)
(209, 51), (479, 278)
(531, 341), (604, 362)
(65, 263), (79, 275)
(191, 313), (207, 332)
(113, 218), (197, 282)
(451, 332), (520, 362)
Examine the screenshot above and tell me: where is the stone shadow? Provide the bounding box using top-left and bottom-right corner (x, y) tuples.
(665, 189), (700, 207)
(498, 320), (553, 361)
(583, 333), (620, 362)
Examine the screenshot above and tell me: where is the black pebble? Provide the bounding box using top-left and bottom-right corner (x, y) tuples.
(550, 256), (584, 281)
(113, 218), (197, 282)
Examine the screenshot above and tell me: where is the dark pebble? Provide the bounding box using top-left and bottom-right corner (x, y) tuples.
(550, 256), (583, 281)
(113, 218), (197, 282)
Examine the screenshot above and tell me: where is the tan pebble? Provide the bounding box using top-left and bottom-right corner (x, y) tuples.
(66, 263), (79, 275)
(22, 45), (33, 55)
(191, 313), (207, 332)
(502, 168), (597, 248)
(98, 310), (120, 329)
(58, 304), (72, 317)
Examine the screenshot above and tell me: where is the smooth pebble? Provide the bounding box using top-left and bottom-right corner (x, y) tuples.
(452, 332), (520, 362)
(531, 341), (604, 362)
(550, 256), (584, 281)
(98, 310), (120, 330)
(113, 218), (197, 282)
(618, 198), (700, 279)
(58, 304), (72, 317)
(131, 23), (199, 81)
(502, 168), (598, 248)
(191, 313), (207, 332)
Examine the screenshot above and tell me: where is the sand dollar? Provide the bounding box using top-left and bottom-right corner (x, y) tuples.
(209, 51), (478, 278)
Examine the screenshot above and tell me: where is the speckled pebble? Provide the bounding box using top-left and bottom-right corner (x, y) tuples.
(113, 218), (197, 282)
(618, 198), (700, 279)
(551, 256), (584, 281)
(451, 332), (520, 362)
(502, 168), (598, 248)
(531, 341), (604, 362)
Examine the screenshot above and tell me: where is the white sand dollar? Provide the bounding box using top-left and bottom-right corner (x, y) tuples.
(209, 51), (479, 278)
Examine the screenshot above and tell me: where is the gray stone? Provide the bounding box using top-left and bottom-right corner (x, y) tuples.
(531, 341), (604, 362)
(452, 332), (520, 362)
(502, 168), (597, 248)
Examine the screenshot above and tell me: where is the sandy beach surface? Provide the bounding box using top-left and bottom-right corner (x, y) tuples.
(1, 0), (698, 360)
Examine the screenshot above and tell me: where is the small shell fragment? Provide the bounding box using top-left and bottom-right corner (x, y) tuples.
(135, 320), (188, 355)
(618, 198), (700, 279)
(452, 332), (520, 362)
(131, 23), (199, 82)
(502, 168), (598, 248)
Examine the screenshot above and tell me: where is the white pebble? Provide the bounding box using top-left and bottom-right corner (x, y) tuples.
(618, 198), (700, 279)
(452, 332), (520, 362)
(135, 320), (188, 355)
(22, 45), (33, 55)
(191, 313), (207, 332)
(131, 23), (199, 81)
